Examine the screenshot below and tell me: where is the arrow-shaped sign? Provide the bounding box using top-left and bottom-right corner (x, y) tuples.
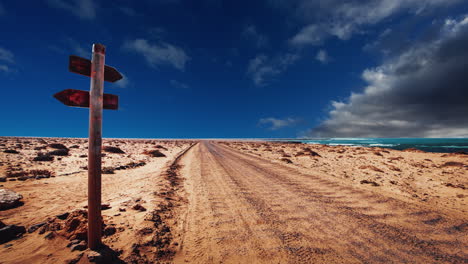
(69, 55), (123, 83)
(54, 89), (118, 110)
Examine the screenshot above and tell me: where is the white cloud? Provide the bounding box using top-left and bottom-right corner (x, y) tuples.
(114, 73), (129, 88)
(316, 49), (329, 64)
(65, 38), (90, 58)
(289, 0), (462, 46)
(0, 47), (14, 63)
(259, 117), (300, 130)
(243, 25), (269, 48)
(247, 53), (299, 86)
(124, 39), (189, 71)
(0, 65), (10, 73)
(310, 15), (468, 138)
(170, 79), (189, 89)
(47, 0), (97, 20)
(0, 46), (14, 74)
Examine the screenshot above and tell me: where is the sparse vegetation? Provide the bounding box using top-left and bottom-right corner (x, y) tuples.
(3, 149), (19, 154)
(33, 153), (54, 161)
(144, 149), (166, 157)
(48, 149), (69, 156)
(103, 146), (125, 154)
(48, 143), (68, 150)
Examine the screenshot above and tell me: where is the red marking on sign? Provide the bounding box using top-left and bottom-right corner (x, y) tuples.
(54, 89), (118, 110)
(69, 55), (123, 83)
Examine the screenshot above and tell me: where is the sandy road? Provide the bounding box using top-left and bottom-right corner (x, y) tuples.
(173, 141), (467, 263)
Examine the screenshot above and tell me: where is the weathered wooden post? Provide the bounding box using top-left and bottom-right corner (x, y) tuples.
(54, 43), (122, 250)
(87, 43), (106, 249)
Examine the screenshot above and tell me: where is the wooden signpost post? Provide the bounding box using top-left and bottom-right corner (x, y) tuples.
(54, 43), (122, 250)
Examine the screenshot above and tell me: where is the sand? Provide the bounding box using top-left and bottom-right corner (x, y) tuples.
(0, 138), (467, 263)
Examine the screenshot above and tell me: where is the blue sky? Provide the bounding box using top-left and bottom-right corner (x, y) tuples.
(1, 0), (468, 138)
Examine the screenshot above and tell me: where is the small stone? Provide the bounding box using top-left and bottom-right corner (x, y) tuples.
(67, 239), (81, 247)
(66, 252), (84, 264)
(132, 204), (146, 212)
(0, 225), (26, 243)
(87, 251), (103, 262)
(0, 189), (23, 210)
(27, 222), (46, 233)
(103, 226), (116, 236)
(70, 241), (86, 251)
(56, 212), (70, 220)
(0, 176), (6, 182)
(44, 231), (55, 240)
(118, 207), (126, 212)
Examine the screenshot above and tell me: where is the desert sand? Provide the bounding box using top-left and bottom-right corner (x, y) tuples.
(0, 138), (467, 263)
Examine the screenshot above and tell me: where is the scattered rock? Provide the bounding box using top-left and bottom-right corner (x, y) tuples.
(48, 143), (68, 150)
(0, 176), (5, 182)
(44, 231), (56, 240)
(71, 240), (87, 251)
(33, 154), (54, 162)
(87, 251), (103, 262)
(3, 149), (19, 154)
(132, 204), (147, 212)
(359, 165), (384, 173)
(0, 224), (26, 244)
(281, 158), (293, 164)
(57, 212), (70, 220)
(440, 161), (465, 168)
(103, 146), (125, 154)
(103, 226), (116, 236)
(0, 189), (23, 210)
(48, 149), (69, 156)
(119, 207), (126, 212)
(102, 167), (115, 174)
(28, 222), (46, 233)
(144, 149), (166, 157)
(360, 180), (380, 186)
(66, 252), (84, 264)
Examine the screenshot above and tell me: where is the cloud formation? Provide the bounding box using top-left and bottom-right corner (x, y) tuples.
(170, 80), (189, 89)
(247, 53), (299, 86)
(124, 39), (189, 71)
(309, 15), (468, 138)
(0, 46), (14, 73)
(288, 0), (462, 46)
(243, 25), (269, 48)
(47, 0), (96, 20)
(316, 49), (329, 64)
(259, 117), (300, 130)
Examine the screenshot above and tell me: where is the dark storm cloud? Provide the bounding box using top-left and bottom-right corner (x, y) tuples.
(309, 16), (468, 138)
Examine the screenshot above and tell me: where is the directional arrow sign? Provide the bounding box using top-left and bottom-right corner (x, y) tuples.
(69, 55), (123, 83)
(54, 89), (118, 110)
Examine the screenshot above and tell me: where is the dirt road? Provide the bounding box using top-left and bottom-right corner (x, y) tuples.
(174, 141), (467, 263)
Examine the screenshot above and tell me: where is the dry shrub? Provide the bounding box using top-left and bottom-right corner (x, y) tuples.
(103, 146), (125, 154)
(48, 149), (69, 156)
(3, 149), (19, 154)
(155, 145), (168, 151)
(33, 154), (54, 162)
(48, 143), (68, 150)
(29, 170), (55, 177)
(359, 165), (384, 173)
(144, 149), (166, 157)
(440, 161), (465, 168)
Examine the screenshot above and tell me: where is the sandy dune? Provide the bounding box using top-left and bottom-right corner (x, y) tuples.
(0, 138), (467, 263)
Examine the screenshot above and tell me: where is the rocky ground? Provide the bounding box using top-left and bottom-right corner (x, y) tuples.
(0, 138), (466, 263)
(0, 137), (194, 264)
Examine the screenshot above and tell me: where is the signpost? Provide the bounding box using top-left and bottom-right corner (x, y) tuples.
(54, 43), (122, 250)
